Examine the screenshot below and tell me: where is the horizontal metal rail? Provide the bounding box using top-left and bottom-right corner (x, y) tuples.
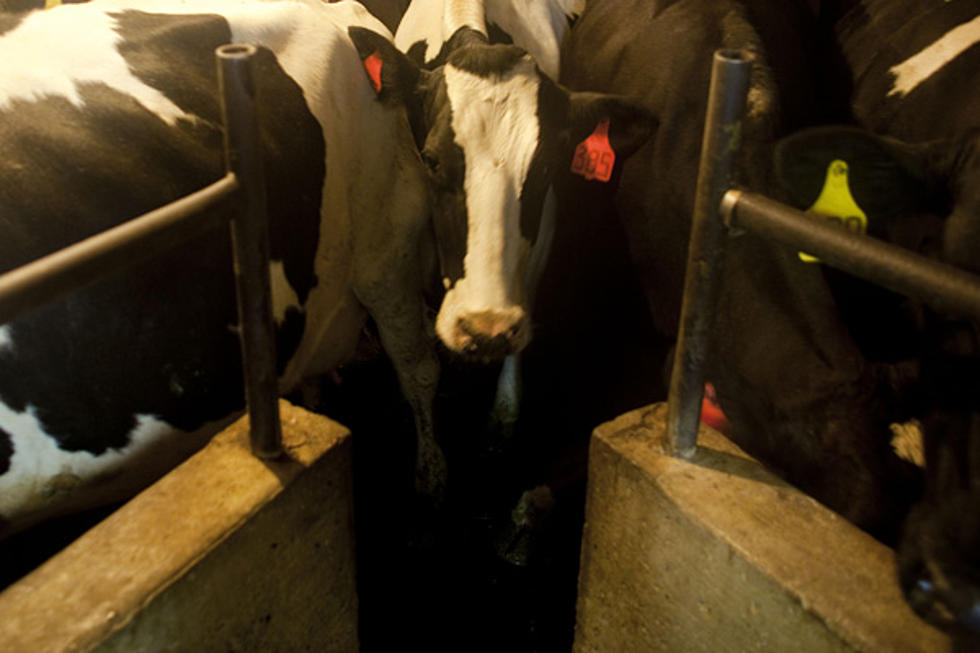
(0, 43), (282, 459)
(666, 48), (980, 456)
(722, 190), (980, 322)
(0, 175), (236, 325)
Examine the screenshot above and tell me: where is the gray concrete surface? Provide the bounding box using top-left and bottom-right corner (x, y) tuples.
(574, 402), (949, 652)
(0, 400), (357, 652)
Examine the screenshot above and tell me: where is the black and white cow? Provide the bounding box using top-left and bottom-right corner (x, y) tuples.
(0, 0), (445, 536)
(775, 0), (980, 638)
(346, 0), (651, 446)
(377, 0), (608, 358)
(556, 0), (938, 542)
(388, 0), (585, 446)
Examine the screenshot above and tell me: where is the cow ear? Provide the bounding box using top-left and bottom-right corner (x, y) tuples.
(566, 92), (656, 183)
(348, 26), (424, 106)
(774, 126), (945, 222)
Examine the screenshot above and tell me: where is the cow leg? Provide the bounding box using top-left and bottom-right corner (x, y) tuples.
(351, 227), (444, 503)
(357, 279), (443, 500)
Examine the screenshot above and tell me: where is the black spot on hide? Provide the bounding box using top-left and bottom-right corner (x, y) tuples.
(0, 427), (12, 475)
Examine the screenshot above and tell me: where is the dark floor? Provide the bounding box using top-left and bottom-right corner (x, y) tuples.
(0, 503), (118, 591)
(307, 348), (568, 652)
(320, 254), (667, 652)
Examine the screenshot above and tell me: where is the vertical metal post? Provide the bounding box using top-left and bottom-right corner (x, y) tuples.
(217, 44), (283, 459)
(666, 50), (752, 457)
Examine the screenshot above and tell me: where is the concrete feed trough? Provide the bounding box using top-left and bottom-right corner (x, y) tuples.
(0, 400), (358, 652)
(574, 402), (949, 652)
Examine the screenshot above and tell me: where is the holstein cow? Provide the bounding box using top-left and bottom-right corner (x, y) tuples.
(346, 0), (651, 444)
(390, 0), (584, 453)
(557, 0), (932, 541)
(775, 0), (980, 638)
(0, 0), (443, 536)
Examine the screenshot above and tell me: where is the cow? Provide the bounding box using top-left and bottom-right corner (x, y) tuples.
(773, 0), (980, 639)
(346, 0), (651, 456)
(0, 0), (447, 537)
(385, 1), (587, 473)
(553, 0), (937, 545)
(343, 2), (654, 544)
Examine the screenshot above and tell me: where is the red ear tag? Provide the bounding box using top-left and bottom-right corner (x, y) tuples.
(700, 382), (731, 434)
(364, 50), (383, 93)
(571, 117), (615, 182)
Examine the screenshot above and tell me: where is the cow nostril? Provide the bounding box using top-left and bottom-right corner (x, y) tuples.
(457, 316), (475, 338)
(455, 310), (527, 357)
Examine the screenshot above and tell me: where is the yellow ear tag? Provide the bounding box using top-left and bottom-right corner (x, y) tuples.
(798, 159), (867, 263)
(44, 0), (62, 8)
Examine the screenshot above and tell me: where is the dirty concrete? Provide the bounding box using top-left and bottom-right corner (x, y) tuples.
(574, 402), (949, 652)
(0, 400), (357, 652)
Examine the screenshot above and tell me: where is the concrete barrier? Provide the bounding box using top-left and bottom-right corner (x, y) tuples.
(0, 400), (358, 653)
(574, 402), (949, 652)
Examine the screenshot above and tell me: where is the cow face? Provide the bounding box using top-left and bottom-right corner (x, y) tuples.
(777, 126), (980, 637)
(348, 26), (652, 361)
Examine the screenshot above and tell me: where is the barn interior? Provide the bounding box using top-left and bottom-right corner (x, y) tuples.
(1, 0), (978, 651)
(0, 166), (955, 650)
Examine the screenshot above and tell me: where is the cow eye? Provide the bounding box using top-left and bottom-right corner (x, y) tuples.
(421, 150), (440, 174)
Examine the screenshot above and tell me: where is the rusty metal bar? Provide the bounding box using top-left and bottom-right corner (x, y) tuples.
(0, 175), (236, 326)
(722, 190), (980, 322)
(218, 43), (282, 459)
(666, 50), (753, 457)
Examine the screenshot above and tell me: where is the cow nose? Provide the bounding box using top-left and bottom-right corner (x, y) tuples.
(456, 309), (527, 359)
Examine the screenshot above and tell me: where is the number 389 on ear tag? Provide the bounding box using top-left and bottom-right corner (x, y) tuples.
(571, 117), (615, 182)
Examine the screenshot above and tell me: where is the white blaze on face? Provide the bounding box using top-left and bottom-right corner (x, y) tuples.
(888, 14), (980, 97)
(0, 326), (12, 353)
(0, 6), (192, 124)
(436, 58), (540, 347)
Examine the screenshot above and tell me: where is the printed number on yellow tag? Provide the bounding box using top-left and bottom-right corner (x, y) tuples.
(799, 159), (867, 263)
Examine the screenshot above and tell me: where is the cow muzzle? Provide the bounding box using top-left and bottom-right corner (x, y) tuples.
(453, 308), (529, 361)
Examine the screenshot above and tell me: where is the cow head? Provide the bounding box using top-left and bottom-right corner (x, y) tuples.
(348, 26), (652, 361)
(776, 126), (980, 638)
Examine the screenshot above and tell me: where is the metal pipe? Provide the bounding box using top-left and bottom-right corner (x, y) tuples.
(218, 43), (282, 459)
(666, 50), (753, 457)
(722, 190), (980, 322)
(0, 175), (236, 326)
